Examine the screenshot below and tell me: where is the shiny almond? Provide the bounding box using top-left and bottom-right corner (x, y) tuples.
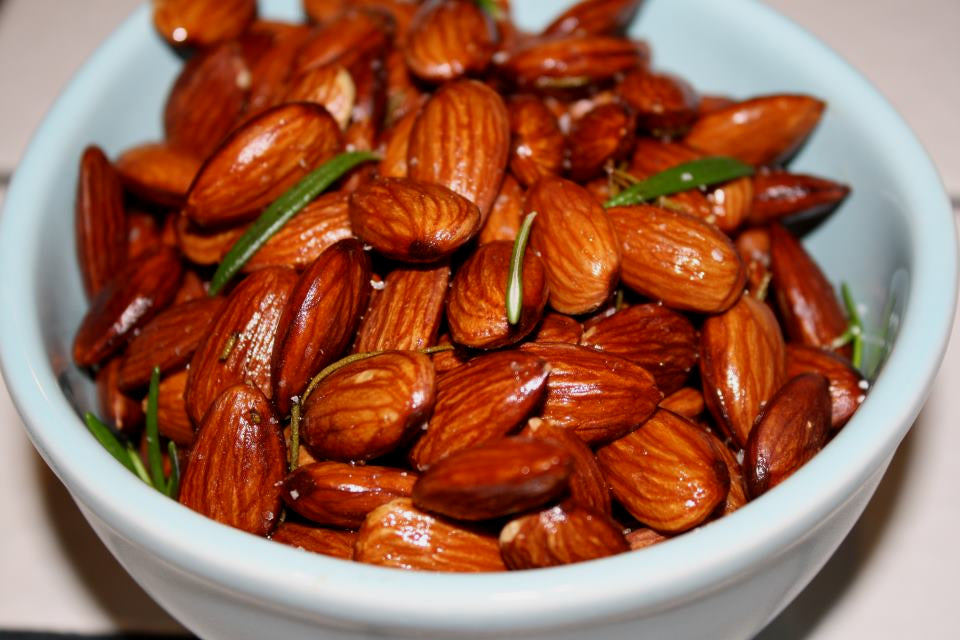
(404, 0), (497, 82)
(617, 67), (699, 136)
(502, 35), (647, 89)
(270, 523), (357, 560)
(478, 173), (524, 244)
(750, 169), (851, 225)
(116, 142), (201, 207)
(499, 504), (628, 569)
(566, 102), (635, 181)
(75, 146), (126, 299)
(541, 0), (643, 37)
(786, 343), (866, 430)
(153, 0), (256, 48)
(282, 63), (357, 130)
(508, 95), (565, 188)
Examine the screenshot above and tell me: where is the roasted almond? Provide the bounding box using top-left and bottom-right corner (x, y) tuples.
(508, 95), (565, 188)
(500, 504), (627, 569)
(154, 368), (195, 446)
(270, 522), (357, 560)
(617, 67), (699, 136)
(384, 47), (424, 126)
(75, 146), (127, 299)
(379, 109), (419, 179)
(404, 0), (497, 83)
(625, 527), (669, 550)
(735, 226), (772, 295)
(410, 351), (549, 470)
(179, 384), (285, 536)
(301, 351), (436, 462)
(294, 8), (394, 75)
(153, 0), (256, 48)
(282, 461), (418, 528)
(786, 343), (866, 430)
(597, 409), (730, 533)
(541, 0), (643, 37)
(607, 204), (746, 313)
(243, 22), (315, 117)
(532, 312), (583, 344)
(412, 437), (573, 521)
(115, 142), (201, 207)
(627, 139), (713, 223)
(566, 102), (635, 182)
(126, 210), (165, 261)
(95, 357), (144, 434)
(175, 215), (246, 266)
(502, 35), (647, 89)
(707, 176), (753, 235)
(750, 169), (851, 225)
(745, 373), (831, 497)
(282, 63), (357, 130)
(658, 387), (705, 420)
(478, 173), (524, 244)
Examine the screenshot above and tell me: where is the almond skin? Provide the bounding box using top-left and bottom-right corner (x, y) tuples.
(115, 142), (201, 207)
(746, 373), (832, 497)
(185, 267), (298, 425)
(282, 461), (418, 529)
(354, 498), (506, 572)
(541, 0), (643, 37)
(408, 79), (510, 220)
(735, 227), (772, 295)
(532, 312), (583, 344)
(520, 342), (662, 445)
(185, 103), (343, 227)
(349, 177), (481, 262)
(617, 68), (699, 136)
(700, 294), (787, 447)
(526, 176), (621, 315)
(707, 429), (749, 516)
(117, 297), (225, 391)
(625, 527), (669, 550)
(301, 351), (436, 462)
(270, 523), (357, 560)
(750, 169), (851, 225)
(410, 351), (549, 470)
(684, 94), (825, 167)
(272, 240), (372, 416)
(73, 247), (183, 368)
(282, 64), (356, 130)
(508, 95), (565, 188)
(628, 139), (712, 223)
(75, 146), (127, 300)
(95, 357), (144, 434)
(446, 240), (549, 349)
(580, 303), (698, 395)
(380, 109), (419, 179)
(154, 368), (195, 446)
(607, 204), (746, 314)
(479, 173), (525, 244)
(293, 8), (394, 75)
(404, 0), (497, 83)
(500, 505), (627, 570)
(502, 36), (647, 89)
(175, 215), (246, 267)
(658, 387), (705, 420)
(179, 384), (285, 536)
(243, 22), (315, 117)
(412, 437), (573, 521)
(353, 263), (450, 353)
(786, 343), (866, 430)
(597, 409), (730, 533)
(566, 102), (635, 182)
(153, 0), (256, 48)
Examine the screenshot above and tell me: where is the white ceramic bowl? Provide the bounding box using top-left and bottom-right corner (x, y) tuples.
(0, 1), (955, 638)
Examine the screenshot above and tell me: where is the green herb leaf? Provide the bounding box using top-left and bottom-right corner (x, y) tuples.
(603, 156), (754, 209)
(145, 366), (166, 490)
(840, 282), (864, 370)
(83, 412), (137, 474)
(474, 0), (501, 19)
(506, 211), (537, 325)
(127, 446), (153, 486)
(165, 440), (180, 498)
(208, 151), (380, 295)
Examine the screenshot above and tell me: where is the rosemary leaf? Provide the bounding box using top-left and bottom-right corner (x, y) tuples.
(166, 440), (180, 498)
(145, 366), (165, 490)
(83, 412), (136, 474)
(506, 211), (537, 325)
(603, 156), (754, 209)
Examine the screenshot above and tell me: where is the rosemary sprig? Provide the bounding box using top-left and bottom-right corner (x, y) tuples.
(145, 367), (165, 491)
(506, 211), (537, 325)
(474, 0), (502, 19)
(84, 412), (137, 474)
(831, 282), (865, 370)
(208, 151), (380, 295)
(603, 156), (754, 208)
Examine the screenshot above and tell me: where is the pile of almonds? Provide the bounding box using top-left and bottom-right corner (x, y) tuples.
(71, 0), (867, 571)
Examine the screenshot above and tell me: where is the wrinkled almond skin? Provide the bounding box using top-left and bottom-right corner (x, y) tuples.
(750, 169), (851, 225)
(735, 227), (772, 295)
(185, 267), (298, 424)
(75, 146), (127, 299)
(117, 297), (225, 391)
(405, 0), (497, 83)
(769, 223), (850, 354)
(301, 351), (436, 462)
(186, 103), (343, 227)
(446, 241), (549, 349)
(700, 294), (787, 447)
(708, 430), (749, 516)
(408, 79), (510, 219)
(355, 498), (506, 571)
(282, 461), (418, 529)
(380, 109), (419, 179)
(410, 352), (549, 470)
(154, 368), (195, 446)
(566, 102), (635, 182)
(617, 68), (699, 136)
(243, 22), (315, 117)
(479, 173), (524, 244)
(126, 211), (165, 261)
(502, 36), (647, 89)
(521, 342), (662, 445)
(294, 8), (394, 75)
(581, 303), (698, 395)
(500, 504), (627, 569)
(272, 240), (372, 415)
(270, 523), (357, 560)
(175, 215), (246, 266)
(597, 409), (730, 533)
(626, 527), (669, 550)
(96, 357), (144, 434)
(607, 205), (746, 313)
(153, 0), (256, 48)
(283, 64), (356, 130)
(164, 41), (249, 159)
(349, 178), (481, 262)
(658, 387), (705, 420)
(73, 247), (183, 368)
(508, 95), (565, 188)
(527, 176), (621, 315)
(685, 94), (825, 167)
(533, 312), (583, 344)
(786, 344), (866, 430)
(707, 176), (753, 235)
(542, 0), (643, 37)
(412, 437), (573, 521)
(179, 385), (285, 536)
(353, 263), (450, 352)
(746, 373), (832, 497)
(115, 142), (201, 207)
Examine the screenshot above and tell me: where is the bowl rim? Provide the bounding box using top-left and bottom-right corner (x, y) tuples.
(0, 0), (956, 633)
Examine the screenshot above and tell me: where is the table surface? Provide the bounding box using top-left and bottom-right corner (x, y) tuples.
(1, 1), (958, 638)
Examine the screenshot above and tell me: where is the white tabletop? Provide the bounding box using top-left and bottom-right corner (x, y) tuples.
(1, 1), (958, 637)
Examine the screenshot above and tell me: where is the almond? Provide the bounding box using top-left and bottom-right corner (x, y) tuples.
(520, 342), (661, 445)
(404, 0), (497, 83)
(507, 95), (565, 188)
(707, 176), (752, 235)
(607, 204), (746, 313)
(153, 0), (256, 48)
(173, 269), (208, 304)
(541, 0), (643, 37)
(73, 247), (183, 368)
(175, 215), (246, 266)
(126, 210), (164, 261)
(412, 437), (573, 521)
(75, 146), (126, 299)
(704, 428), (748, 516)
(745, 373), (831, 497)
(185, 267), (298, 424)
(429, 333), (472, 373)
(154, 368), (195, 446)
(684, 94), (825, 167)
(532, 312), (583, 344)
(95, 357), (144, 434)
(384, 47), (424, 126)
(786, 343), (866, 430)
(478, 173), (524, 244)
(115, 142), (201, 207)
(658, 387), (705, 420)
(185, 103), (343, 227)
(300, 351), (436, 462)
(270, 522), (356, 560)
(294, 9), (394, 75)
(179, 384), (285, 536)
(502, 35), (647, 89)
(735, 227), (771, 295)
(750, 169), (851, 225)
(410, 351), (549, 470)
(627, 139), (713, 224)
(117, 297), (225, 391)
(353, 263), (450, 352)
(500, 504), (628, 569)
(566, 102), (635, 181)
(282, 461), (418, 528)
(354, 498), (506, 571)
(243, 22), (314, 117)
(408, 79), (510, 220)
(282, 63), (357, 130)
(446, 240), (549, 349)
(700, 293), (787, 447)
(379, 109), (419, 179)
(617, 68), (699, 136)
(625, 527), (669, 550)
(580, 303), (698, 395)
(597, 409), (730, 533)
(526, 176), (621, 315)
(349, 177), (482, 262)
